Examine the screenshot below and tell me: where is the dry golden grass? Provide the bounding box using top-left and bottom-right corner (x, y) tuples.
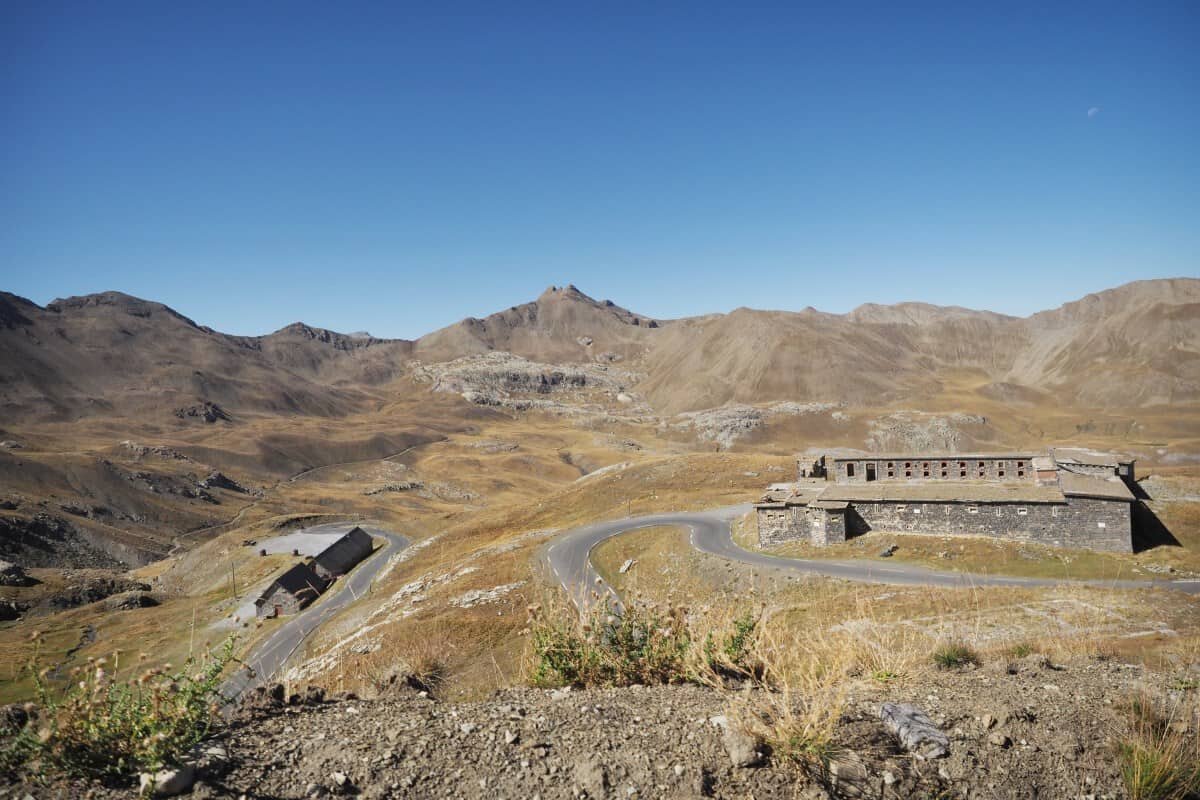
(4, 380), (1197, 713)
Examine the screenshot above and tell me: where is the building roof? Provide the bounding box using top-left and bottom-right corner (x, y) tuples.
(257, 562), (325, 605)
(757, 484), (826, 506)
(810, 499), (849, 510)
(313, 526), (374, 576)
(830, 452), (1037, 463)
(1051, 447), (1134, 467)
(1057, 471), (1135, 502)
(817, 482), (1065, 504)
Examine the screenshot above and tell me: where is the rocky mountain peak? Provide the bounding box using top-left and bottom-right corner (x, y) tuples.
(45, 291), (199, 328)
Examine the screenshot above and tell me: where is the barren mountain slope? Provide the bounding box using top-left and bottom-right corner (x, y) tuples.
(635, 279), (1200, 413)
(413, 284), (662, 364)
(0, 291), (415, 425)
(1008, 278), (1200, 406)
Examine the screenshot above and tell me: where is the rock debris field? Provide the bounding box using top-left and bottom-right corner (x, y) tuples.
(16, 652), (1197, 799)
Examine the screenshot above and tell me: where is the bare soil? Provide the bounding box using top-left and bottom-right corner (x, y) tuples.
(9, 652), (1195, 799)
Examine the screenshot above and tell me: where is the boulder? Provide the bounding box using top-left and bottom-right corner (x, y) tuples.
(722, 726), (766, 768)
(572, 754), (609, 796)
(139, 764), (196, 797)
(0, 559), (34, 587)
(880, 702), (949, 759)
(104, 591), (160, 610)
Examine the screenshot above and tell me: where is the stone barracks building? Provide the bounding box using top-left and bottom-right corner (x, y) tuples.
(756, 449), (1136, 552)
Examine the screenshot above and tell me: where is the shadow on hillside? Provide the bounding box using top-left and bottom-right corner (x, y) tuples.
(1131, 500), (1180, 553)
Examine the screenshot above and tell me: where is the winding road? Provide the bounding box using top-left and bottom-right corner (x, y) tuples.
(221, 523), (408, 701)
(542, 505), (1200, 609)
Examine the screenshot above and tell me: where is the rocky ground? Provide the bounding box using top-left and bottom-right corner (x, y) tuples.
(9, 652), (1195, 800)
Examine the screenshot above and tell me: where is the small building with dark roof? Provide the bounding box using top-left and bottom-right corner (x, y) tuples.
(311, 526), (374, 581)
(254, 563), (327, 618)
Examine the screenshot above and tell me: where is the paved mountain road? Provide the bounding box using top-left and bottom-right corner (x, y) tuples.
(221, 524), (408, 702)
(542, 505), (1200, 609)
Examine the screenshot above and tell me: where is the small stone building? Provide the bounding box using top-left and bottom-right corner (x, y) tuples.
(756, 449), (1135, 552)
(255, 563), (326, 618)
(312, 526), (374, 581)
(254, 526), (377, 618)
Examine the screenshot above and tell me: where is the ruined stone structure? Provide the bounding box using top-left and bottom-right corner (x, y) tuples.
(756, 448), (1135, 552)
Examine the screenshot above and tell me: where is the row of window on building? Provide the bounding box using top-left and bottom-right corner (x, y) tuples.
(846, 460), (1027, 479)
(893, 504), (1045, 517)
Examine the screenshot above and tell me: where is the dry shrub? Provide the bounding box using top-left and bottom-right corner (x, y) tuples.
(1117, 689), (1200, 800)
(3, 633), (236, 781)
(729, 620), (852, 771)
(349, 619), (470, 696)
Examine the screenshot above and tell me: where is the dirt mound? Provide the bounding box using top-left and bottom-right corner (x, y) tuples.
(22, 652), (1184, 799)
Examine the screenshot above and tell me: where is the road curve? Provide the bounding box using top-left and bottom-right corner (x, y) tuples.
(221, 523), (408, 702)
(541, 505), (1200, 609)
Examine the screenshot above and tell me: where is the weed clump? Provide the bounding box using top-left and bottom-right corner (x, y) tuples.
(1117, 691), (1200, 800)
(527, 598), (758, 688)
(931, 641), (980, 670)
(2, 633), (236, 782)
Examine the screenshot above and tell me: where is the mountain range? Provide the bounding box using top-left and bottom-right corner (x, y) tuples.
(1, 278), (1197, 425)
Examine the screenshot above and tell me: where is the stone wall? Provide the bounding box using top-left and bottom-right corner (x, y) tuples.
(756, 507), (805, 547)
(846, 498), (1131, 552)
(757, 506), (849, 548)
(256, 586), (307, 618)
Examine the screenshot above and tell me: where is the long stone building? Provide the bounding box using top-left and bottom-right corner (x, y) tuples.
(755, 448), (1136, 552)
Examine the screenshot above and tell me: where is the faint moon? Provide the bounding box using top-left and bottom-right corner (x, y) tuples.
(1087, 107), (1101, 118)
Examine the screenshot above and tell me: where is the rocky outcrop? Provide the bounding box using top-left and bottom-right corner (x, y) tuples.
(198, 471), (250, 494)
(174, 402), (231, 424)
(0, 559), (34, 586)
(104, 590), (160, 611)
(0, 515), (128, 570)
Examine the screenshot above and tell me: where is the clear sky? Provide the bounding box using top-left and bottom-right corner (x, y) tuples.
(2, 1), (1197, 338)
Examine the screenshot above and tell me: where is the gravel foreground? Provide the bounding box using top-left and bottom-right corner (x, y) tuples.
(6, 654), (1195, 799)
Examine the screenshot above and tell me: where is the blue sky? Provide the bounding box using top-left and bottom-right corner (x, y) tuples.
(2, 1), (1197, 338)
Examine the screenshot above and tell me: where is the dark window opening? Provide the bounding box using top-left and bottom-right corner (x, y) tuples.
(923, 469), (930, 477)
(940, 470), (948, 478)
(1017, 470), (1025, 477)
(998, 470), (1005, 478)
(905, 470), (912, 478)
(846, 463), (855, 478)
(866, 464), (877, 482)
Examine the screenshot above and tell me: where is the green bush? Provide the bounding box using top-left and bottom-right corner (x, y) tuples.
(529, 599), (763, 688)
(1006, 642), (1033, 659)
(7, 633), (237, 780)
(931, 641), (980, 670)
(701, 609), (760, 678)
(530, 600), (692, 687)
